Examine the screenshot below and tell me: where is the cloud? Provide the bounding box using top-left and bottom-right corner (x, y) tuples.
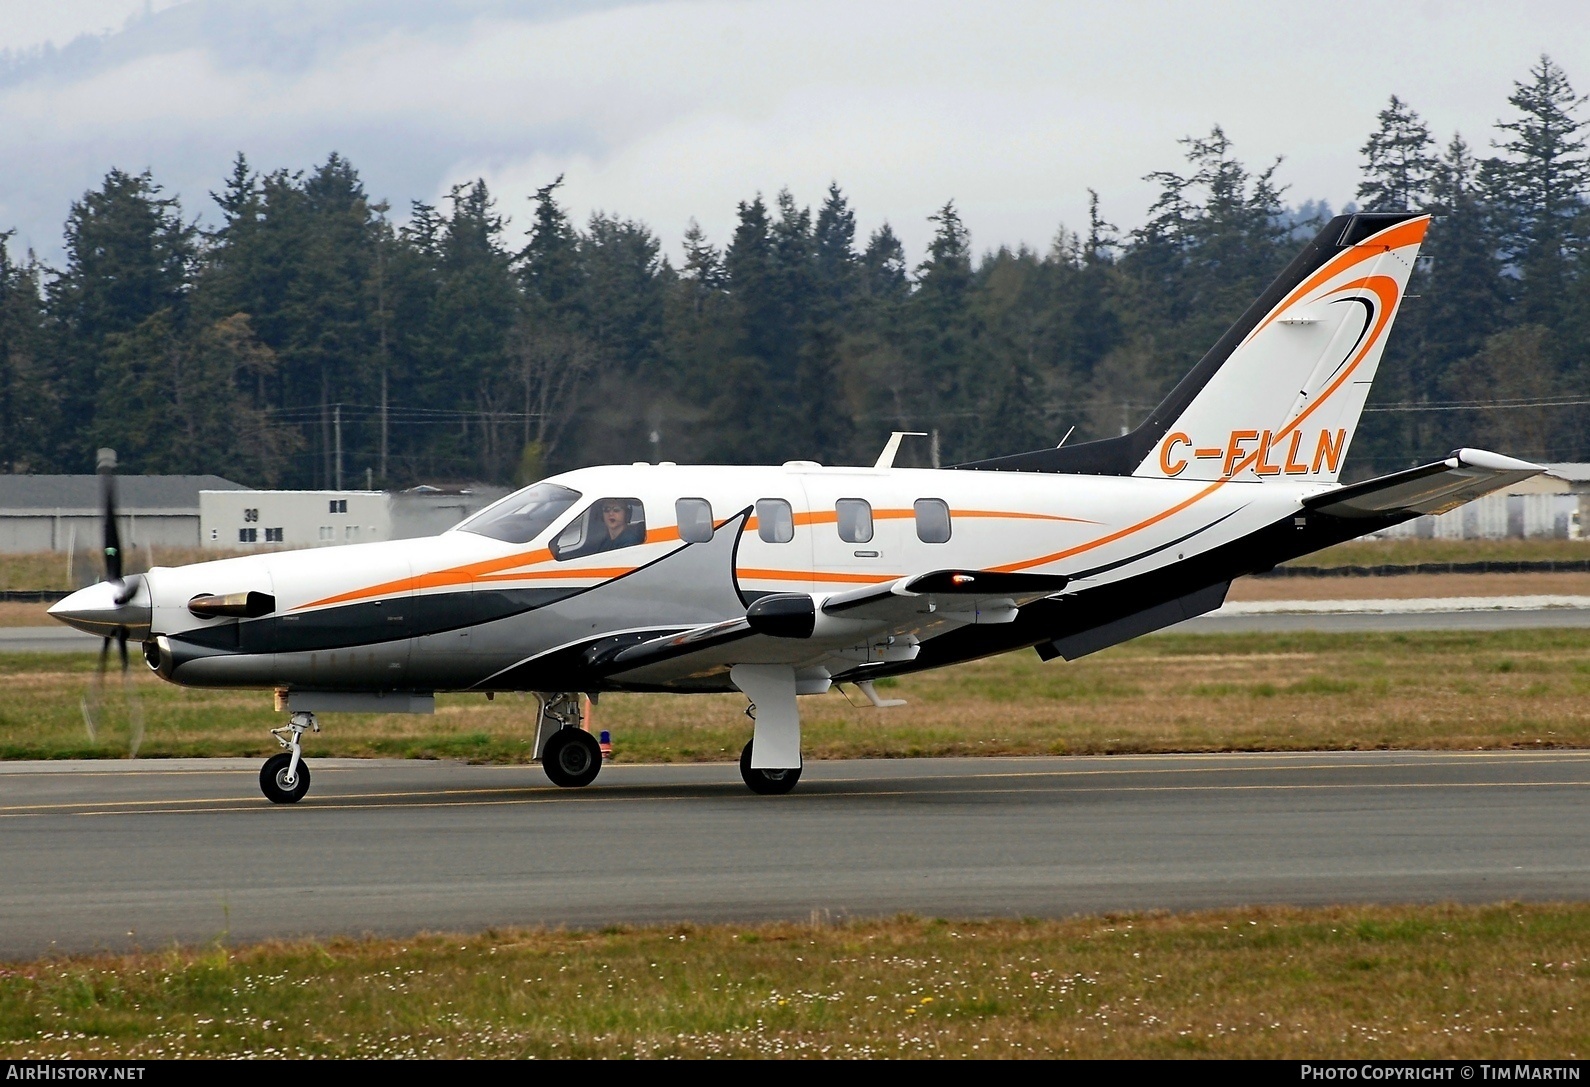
(2, 0), (1587, 266)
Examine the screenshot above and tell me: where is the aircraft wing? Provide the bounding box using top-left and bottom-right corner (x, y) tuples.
(596, 569), (1069, 682)
(1304, 448), (1543, 519)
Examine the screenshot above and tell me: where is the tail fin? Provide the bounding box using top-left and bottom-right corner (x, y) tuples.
(955, 212), (1430, 484)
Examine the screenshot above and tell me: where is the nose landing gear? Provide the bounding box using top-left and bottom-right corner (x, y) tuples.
(261, 711), (318, 804)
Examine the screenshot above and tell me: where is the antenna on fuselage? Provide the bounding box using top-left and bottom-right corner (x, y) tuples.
(874, 431), (927, 469)
(1056, 425), (1076, 449)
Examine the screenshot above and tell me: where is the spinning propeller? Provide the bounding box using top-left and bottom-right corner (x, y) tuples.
(51, 449), (148, 756)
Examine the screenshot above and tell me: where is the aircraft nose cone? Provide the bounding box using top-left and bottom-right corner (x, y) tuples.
(48, 578), (152, 637)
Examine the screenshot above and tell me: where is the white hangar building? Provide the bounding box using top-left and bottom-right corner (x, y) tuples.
(200, 485), (507, 550)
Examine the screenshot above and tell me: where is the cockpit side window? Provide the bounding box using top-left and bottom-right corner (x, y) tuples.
(553, 498), (647, 560)
(455, 483), (581, 544)
(676, 498), (715, 543)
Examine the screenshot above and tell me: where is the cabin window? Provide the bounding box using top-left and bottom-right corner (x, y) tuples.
(676, 498), (714, 543)
(457, 482), (581, 544)
(914, 498), (951, 543)
(238, 527), (258, 543)
(836, 498), (873, 544)
(554, 498), (647, 560)
(329, 499), (347, 514)
(265, 527), (284, 543)
(755, 498), (795, 544)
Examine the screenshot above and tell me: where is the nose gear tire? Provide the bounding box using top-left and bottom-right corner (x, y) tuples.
(739, 739), (801, 795)
(260, 752), (311, 804)
(543, 728), (602, 788)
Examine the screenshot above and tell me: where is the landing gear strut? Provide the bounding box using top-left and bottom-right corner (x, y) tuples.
(730, 665), (804, 795)
(261, 711), (318, 804)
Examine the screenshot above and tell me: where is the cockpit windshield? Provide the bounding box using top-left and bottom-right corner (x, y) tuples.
(455, 483), (581, 544)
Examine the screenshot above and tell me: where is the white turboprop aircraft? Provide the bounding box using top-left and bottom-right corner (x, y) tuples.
(51, 211), (1543, 802)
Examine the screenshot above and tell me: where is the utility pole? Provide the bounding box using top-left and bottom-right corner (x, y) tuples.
(334, 404), (343, 491)
(376, 244), (390, 484)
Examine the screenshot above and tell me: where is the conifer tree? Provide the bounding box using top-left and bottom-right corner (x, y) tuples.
(519, 175), (585, 321)
(51, 169), (195, 469)
(861, 223), (908, 300)
(1356, 95), (1439, 211)
(1484, 54), (1589, 327)
(0, 234), (51, 472)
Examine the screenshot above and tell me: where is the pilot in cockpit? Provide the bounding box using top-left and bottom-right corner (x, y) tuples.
(590, 500), (646, 552)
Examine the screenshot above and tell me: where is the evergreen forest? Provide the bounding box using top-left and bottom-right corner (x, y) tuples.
(2, 55), (1589, 488)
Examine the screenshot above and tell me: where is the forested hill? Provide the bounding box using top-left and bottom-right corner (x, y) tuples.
(2, 56), (1588, 489)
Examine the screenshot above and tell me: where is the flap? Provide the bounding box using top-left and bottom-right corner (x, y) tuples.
(1305, 448), (1542, 519)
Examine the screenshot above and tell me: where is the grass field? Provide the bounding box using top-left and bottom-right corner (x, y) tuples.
(1, 905), (1583, 1059)
(1287, 537), (1590, 568)
(3, 628), (1589, 762)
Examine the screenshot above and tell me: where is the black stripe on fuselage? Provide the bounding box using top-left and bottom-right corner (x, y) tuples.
(169, 586), (582, 655)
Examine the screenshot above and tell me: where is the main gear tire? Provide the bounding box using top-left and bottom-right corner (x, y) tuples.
(739, 739), (802, 795)
(543, 728), (603, 788)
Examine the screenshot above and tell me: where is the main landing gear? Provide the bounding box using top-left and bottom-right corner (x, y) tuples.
(730, 664), (805, 796)
(535, 692), (604, 788)
(739, 739), (801, 795)
(261, 711), (318, 804)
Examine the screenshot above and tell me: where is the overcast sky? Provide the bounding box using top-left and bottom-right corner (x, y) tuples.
(3, 0), (1589, 268)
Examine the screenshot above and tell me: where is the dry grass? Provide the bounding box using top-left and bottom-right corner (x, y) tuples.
(1291, 537), (1590, 568)
(0, 602), (51, 627)
(0, 548), (255, 591)
(3, 628), (1588, 762)
(1228, 571), (1590, 601)
(0, 905), (1583, 1059)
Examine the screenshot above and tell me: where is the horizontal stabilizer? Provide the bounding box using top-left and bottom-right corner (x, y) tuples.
(1305, 448), (1543, 519)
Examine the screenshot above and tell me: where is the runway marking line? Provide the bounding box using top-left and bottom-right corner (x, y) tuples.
(0, 776), (1584, 819)
(3, 751), (1589, 816)
(6, 748), (1588, 810)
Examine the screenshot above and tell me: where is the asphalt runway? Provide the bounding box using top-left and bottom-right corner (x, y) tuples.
(2, 751), (1587, 959)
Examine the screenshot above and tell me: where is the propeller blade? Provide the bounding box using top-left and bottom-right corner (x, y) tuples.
(117, 627), (144, 759)
(98, 448), (121, 583)
(82, 635), (111, 742)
